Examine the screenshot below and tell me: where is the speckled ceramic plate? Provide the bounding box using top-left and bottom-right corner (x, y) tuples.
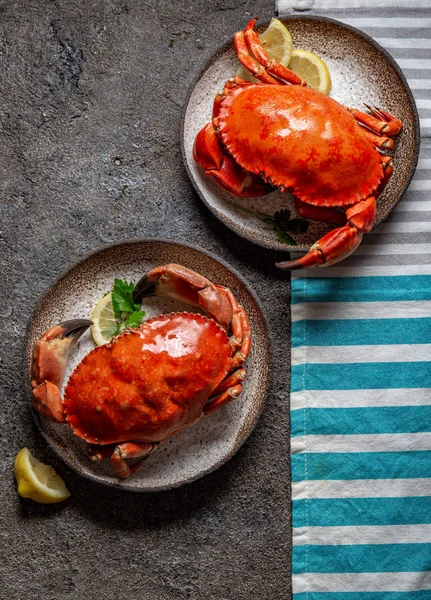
(182, 16), (420, 252)
(25, 240), (270, 491)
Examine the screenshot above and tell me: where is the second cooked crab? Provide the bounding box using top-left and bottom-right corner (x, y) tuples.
(31, 264), (251, 479)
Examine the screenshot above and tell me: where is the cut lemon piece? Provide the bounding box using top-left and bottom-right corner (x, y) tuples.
(260, 18), (293, 67)
(14, 448), (71, 504)
(90, 292), (118, 346)
(287, 49), (332, 94)
(236, 18), (293, 81)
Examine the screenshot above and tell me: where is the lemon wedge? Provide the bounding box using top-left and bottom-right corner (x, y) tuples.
(14, 448), (71, 504)
(236, 18), (293, 81)
(90, 292), (117, 346)
(260, 18), (293, 67)
(287, 49), (332, 94)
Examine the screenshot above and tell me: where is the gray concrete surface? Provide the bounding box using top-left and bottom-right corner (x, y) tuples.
(0, 1), (293, 598)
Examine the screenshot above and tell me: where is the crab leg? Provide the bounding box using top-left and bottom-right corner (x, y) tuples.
(211, 368), (246, 396)
(295, 198), (346, 226)
(234, 29), (279, 84)
(220, 284), (251, 362)
(277, 196), (377, 269)
(203, 368), (245, 414)
(242, 19), (307, 87)
(87, 443), (117, 463)
(348, 106), (402, 137)
(358, 125), (394, 151)
(111, 442), (158, 479)
(203, 384), (243, 415)
(32, 319), (92, 423)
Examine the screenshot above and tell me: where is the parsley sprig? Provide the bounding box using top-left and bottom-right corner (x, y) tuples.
(227, 202), (309, 246)
(111, 279), (146, 335)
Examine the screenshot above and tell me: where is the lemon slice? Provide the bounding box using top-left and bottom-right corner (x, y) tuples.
(14, 448), (71, 504)
(236, 18), (293, 81)
(287, 49), (332, 94)
(90, 292), (118, 346)
(260, 18), (293, 66)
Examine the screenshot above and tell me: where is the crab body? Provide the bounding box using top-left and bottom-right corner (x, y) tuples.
(31, 264), (251, 478)
(64, 313), (232, 445)
(218, 84), (383, 208)
(193, 19), (402, 268)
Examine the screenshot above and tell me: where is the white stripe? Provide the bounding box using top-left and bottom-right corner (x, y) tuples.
(395, 203), (431, 213)
(290, 388), (431, 409)
(418, 159), (431, 169)
(376, 38), (431, 49)
(291, 300), (431, 322)
(300, 264), (431, 277)
(352, 242), (431, 253)
(416, 99), (431, 109)
(291, 433), (431, 454)
(294, 524), (431, 546)
(373, 220), (431, 233)
(398, 179), (431, 192)
(408, 79), (431, 90)
(342, 17), (431, 28)
(397, 59), (431, 71)
(372, 219), (431, 232)
(292, 478), (431, 499)
(292, 300), (431, 321)
(420, 118), (431, 129)
(292, 344), (431, 364)
(292, 571), (431, 594)
(283, 0), (431, 7)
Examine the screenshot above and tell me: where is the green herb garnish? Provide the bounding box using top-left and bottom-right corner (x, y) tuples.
(111, 278), (146, 335)
(227, 202), (309, 246)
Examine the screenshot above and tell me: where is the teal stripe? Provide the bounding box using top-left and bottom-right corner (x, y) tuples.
(292, 497), (431, 527)
(292, 317), (431, 347)
(291, 451), (431, 481)
(294, 594), (431, 600)
(291, 275), (431, 304)
(293, 543), (431, 574)
(291, 406), (431, 436)
(291, 362), (431, 391)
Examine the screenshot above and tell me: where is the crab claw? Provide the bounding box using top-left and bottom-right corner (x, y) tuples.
(32, 319), (92, 422)
(133, 264), (234, 330)
(133, 264), (251, 371)
(193, 123), (272, 198)
(277, 196), (376, 270)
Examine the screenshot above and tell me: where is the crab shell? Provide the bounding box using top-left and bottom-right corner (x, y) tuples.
(63, 312), (233, 445)
(218, 84), (384, 207)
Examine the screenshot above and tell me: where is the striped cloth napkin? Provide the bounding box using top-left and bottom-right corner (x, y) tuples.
(277, 1), (431, 597)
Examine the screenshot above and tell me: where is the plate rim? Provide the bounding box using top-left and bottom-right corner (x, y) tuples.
(181, 14), (421, 252)
(23, 237), (271, 492)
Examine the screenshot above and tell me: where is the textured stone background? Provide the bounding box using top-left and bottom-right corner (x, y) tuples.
(0, 1), (293, 598)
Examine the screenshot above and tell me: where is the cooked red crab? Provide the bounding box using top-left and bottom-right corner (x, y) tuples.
(31, 264), (251, 479)
(193, 19), (403, 268)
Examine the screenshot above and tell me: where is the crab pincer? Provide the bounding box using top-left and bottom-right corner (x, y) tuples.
(31, 320), (93, 423)
(276, 196), (377, 269)
(31, 265), (251, 479)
